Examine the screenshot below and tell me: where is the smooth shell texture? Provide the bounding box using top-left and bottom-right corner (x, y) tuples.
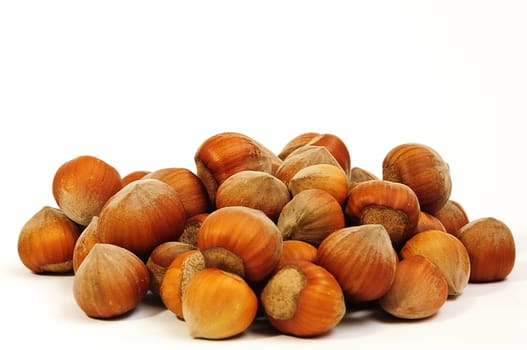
(289, 163), (349, 204)
(275, 145), (343, 186)
(383, 143), (452, 213)
(52, 155), (122, 226)
(146, 241), (195, 295)
(160, 250), (205, 319)
(457, 217), (515, 282)
(261, 260), (346, 337)
(182, 268), (258, 339)
(433, 200), (469, 236)
(276, 240), (318, 271)
(143, 167), (211, 218)
(379, 255), (449, 319)
(198, 206), (283, 283)
(72, 215), (100, 273)
(400, 229), (470, 295)
(278, 132), (321, 160)
(345, 180), (420, 247)
(18, 206), (81, 273)
(306, 133), (351, 177)
(194, 132), (275, 203)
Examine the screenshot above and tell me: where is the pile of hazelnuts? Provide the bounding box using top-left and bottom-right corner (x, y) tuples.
(17, 132), (516, 339)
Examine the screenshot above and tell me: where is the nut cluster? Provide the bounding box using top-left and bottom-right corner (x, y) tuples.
(17, 131), (516, 339)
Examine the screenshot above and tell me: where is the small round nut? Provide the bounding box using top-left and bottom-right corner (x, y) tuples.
(457, 217), (515, 282)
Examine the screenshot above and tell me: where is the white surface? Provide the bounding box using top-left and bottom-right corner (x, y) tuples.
(1, 1), (526, 349)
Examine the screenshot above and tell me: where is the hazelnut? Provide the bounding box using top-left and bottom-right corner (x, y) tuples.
(18, 206), (81, 274)
(143, 167), (212, 218)
(146, 241), (195, 295)
(275, 145), (343, 186)
(215, 170), (290, 221)
(317, 224), (397, 304)
(288, 163), (349, 205)
(379, 255), (448, 319)
(261, 260), (346, 337)
(275, 240), (318, 272)
(277, 188), (345, 247)
(197, 206), (282, 283)
(160, 249), (205, 319)
(349, 166), (379, 185)
(72, 215), (100, 273)
(97, 178), (187, 261)
(121, 170), (149, 186)
(73, 243), (150, 319)
(382, 143), (452, 213)
(178, 213), (208, 247)
(457, 217), (515, 282)
(344, 179), (420, 248)
(305, 133), (351, 178)
(182, 268), (258, 339)
(194, 132), (276, 203)
(433, 199), (469, 236)
(400, 229), (470, 295)
(278, 132), (321, 160)
(414, 211), (446, 234)
(52, 155), (122, 226)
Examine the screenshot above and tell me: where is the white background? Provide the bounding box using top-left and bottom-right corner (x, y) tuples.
(1, 1), (526, 349)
